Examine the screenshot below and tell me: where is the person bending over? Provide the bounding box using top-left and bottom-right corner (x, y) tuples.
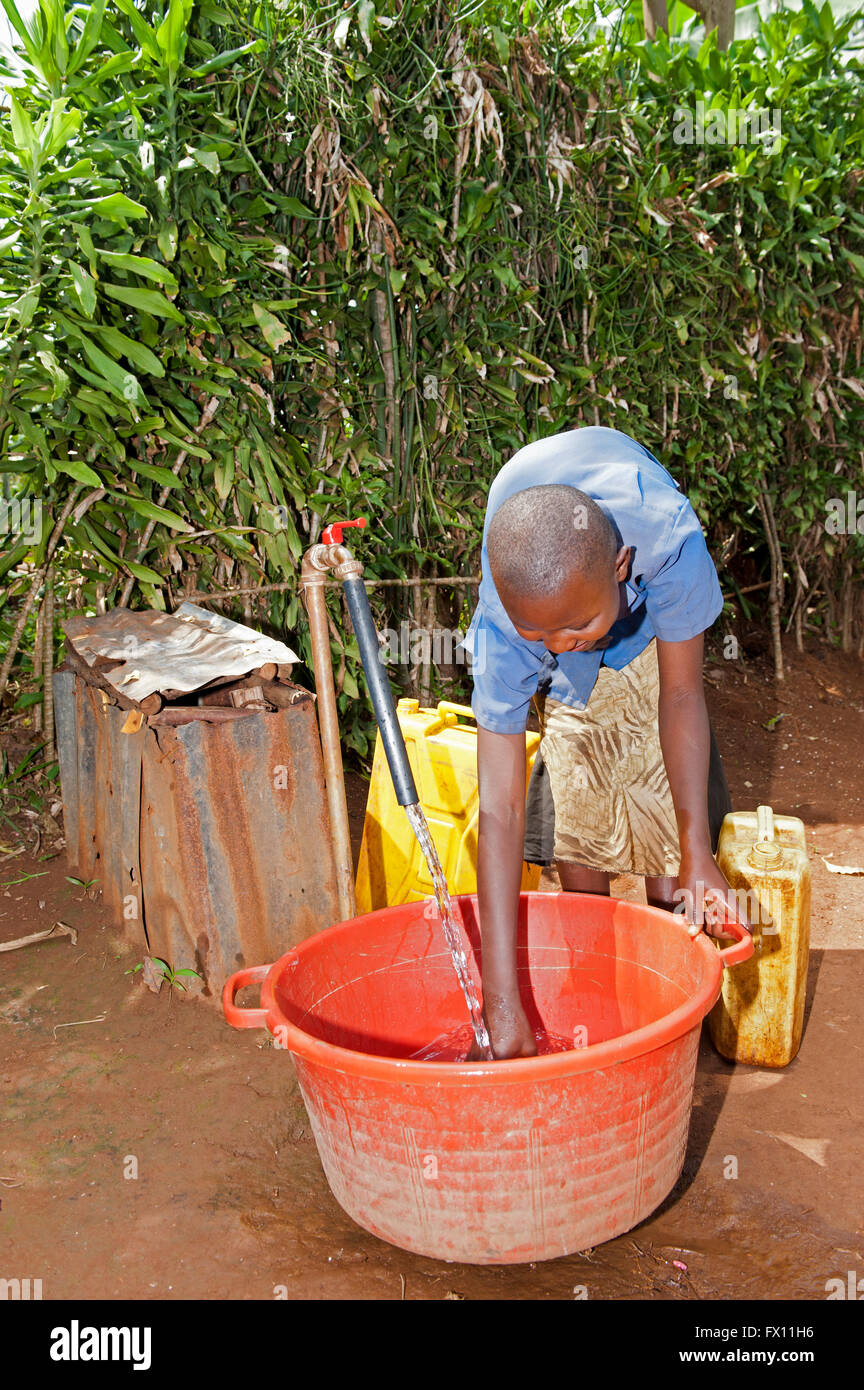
(463, 425), (751, 1060)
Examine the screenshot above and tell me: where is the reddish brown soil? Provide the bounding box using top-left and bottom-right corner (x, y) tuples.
(1, 641), (862, 1300)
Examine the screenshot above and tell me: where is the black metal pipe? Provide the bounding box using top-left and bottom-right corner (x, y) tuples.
(341, 574), (419, 807)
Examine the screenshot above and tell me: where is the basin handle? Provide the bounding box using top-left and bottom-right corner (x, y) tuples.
(715, 919), (755, 968)
(222, 964), (270, 1029)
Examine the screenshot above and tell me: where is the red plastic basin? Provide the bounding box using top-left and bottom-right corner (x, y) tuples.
(223, 891), (751, 1265)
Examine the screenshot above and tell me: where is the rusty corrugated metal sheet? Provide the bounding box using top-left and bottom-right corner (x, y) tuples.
(53, 671), (341, 996)
(53, 671), (145, 926)
(94, 691), (146, 932)
(139, 695), (340, 987)
(53, 670), (92, 880)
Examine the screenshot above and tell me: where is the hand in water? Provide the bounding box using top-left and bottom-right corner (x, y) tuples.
(469, 990), (538, 1060)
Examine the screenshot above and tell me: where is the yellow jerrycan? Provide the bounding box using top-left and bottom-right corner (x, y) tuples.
(355, 699), (541, 913)
(709, 805), (811, 1067)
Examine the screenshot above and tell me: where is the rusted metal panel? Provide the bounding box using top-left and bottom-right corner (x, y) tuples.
(139, 693), (340, 989)
(53, 670), (89, 878)
(53, 671), (145, 931)
(93, 695), (146, 933)
(53, 669), (341, 997)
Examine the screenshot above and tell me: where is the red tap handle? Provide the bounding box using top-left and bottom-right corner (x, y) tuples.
(321, 518), (367, 546)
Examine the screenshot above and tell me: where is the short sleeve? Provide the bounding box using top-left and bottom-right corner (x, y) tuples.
(462, 606), (543, 735)
(644, 505), (723, 642)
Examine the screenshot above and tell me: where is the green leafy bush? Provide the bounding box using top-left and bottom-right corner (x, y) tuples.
(1, 0), (862, 758)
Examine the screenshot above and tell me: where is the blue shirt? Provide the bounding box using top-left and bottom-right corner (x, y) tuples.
(463, 426), (723, 735)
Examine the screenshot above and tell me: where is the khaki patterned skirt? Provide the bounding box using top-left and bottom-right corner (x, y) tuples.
(524, 639), (730, 878)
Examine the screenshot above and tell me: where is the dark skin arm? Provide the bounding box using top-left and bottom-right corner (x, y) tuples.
(656, 632), (752, 937)
(475, 724), (539, 1058)
(475, 632), (749, 1059)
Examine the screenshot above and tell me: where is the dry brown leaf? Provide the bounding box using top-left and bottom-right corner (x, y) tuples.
(142, 956), (165, 993)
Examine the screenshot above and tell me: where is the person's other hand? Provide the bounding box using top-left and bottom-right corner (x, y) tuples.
(677, 854), (754, 941)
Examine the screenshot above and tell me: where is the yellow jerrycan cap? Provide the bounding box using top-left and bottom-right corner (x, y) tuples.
(748, 804), (783, 869)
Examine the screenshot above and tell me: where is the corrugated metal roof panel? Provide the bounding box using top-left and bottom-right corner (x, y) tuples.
(62, 601), (298, 704)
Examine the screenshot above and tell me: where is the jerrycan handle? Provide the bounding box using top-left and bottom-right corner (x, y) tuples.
(436, 701), (475, 723)
(750, 804), (782, 869)
(756, 804), (775, 842)
(420, 702), (476, 737)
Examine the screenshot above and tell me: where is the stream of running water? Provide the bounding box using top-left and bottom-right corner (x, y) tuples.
(403, 801), (493, 1060)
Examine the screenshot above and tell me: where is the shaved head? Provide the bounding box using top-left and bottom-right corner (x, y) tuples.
(487, 486), (618, 601)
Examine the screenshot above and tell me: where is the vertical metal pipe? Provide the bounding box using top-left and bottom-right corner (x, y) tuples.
(341, 575), (418, 808)
(301, 572), (356, 922)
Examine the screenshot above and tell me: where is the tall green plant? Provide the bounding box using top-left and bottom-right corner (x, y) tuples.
(1, 0), (862, 760)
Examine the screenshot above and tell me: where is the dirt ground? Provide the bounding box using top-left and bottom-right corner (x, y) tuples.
(1, 640), (862, 1301)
